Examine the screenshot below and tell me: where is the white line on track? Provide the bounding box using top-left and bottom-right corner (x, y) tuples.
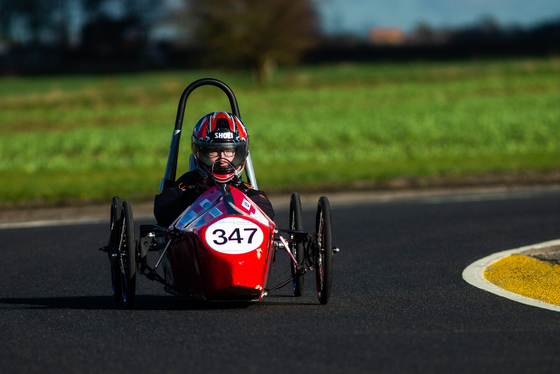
(3, 186), (560, 230)
(462, 239), (560, 312)
(0, 217), (107, 230)
(0, 215), (155, 230)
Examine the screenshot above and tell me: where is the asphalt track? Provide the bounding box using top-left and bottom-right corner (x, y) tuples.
(2, 186), (560, 373)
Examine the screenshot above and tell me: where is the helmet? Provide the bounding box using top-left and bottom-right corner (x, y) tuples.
(191, 111), (249, 183)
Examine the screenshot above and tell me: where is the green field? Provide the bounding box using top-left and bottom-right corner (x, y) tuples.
(1, 58), (560, 207)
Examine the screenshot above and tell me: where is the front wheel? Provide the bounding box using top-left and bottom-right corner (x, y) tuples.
(109, 196), (122, 302)
(314, 196), (333, 305)
(119, 201), (137, 309)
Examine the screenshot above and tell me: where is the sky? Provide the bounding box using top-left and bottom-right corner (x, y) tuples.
(318, 0), (560, 35)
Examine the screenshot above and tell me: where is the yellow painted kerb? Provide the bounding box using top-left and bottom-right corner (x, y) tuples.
(484, 254), (560, 306)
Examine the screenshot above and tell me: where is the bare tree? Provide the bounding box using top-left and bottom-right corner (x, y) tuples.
(183, 0), (319, 82)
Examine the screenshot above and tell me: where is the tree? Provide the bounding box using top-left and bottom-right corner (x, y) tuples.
(0, 0), (61, 44)
(80, 0), (163, 60)
(413, 21), (434, 44)
(183, 0), (319, 82)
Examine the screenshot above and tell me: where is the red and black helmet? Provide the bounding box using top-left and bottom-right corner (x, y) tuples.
(191, 111), (249, 183)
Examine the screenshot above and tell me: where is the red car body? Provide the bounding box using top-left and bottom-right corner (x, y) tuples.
(163, 185), (276, 301)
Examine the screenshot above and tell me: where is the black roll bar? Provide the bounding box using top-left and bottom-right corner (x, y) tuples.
(160, 78), (258, 190)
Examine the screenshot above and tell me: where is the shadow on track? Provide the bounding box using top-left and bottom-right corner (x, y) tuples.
(0, 294), (318, 311)
(0, 295), (253, 311)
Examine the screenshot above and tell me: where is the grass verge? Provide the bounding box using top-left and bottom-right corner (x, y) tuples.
(1, 58), (560, 207)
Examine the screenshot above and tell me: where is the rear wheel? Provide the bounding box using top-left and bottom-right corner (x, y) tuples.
(109, 196), (122, 301)
(119, 201), (137, 309)
(315, 196), (333, 305)
(289, 193), (304, 296)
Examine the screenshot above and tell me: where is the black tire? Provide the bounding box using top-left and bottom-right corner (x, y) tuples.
(109, 196), (122, 302)
(120, 201), (137, 309)
(315, 196), (333, 305)
(289, 192), (304, 296)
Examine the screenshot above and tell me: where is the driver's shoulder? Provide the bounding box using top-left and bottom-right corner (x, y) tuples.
(238, 181), (254, 190)
(175, 171), (205, 189)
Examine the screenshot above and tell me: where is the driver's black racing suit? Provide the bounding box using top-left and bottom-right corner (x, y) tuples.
(154, 171), (275, 227)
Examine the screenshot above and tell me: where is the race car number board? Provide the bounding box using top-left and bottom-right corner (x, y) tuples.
(205, 217), (264, 254)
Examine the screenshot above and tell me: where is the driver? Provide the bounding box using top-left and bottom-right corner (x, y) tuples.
(154, 111), (274, 227)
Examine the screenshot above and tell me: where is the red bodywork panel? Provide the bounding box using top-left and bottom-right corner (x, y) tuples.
(164, 185), (276, 301)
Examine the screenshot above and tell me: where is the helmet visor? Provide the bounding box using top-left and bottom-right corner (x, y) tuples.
(192, 140), (248, 169)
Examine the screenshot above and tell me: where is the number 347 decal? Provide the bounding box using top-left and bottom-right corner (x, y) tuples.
(205, 217), (264, 254)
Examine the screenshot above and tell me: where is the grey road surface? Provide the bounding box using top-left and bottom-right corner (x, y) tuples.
(2, 188), (560, 373)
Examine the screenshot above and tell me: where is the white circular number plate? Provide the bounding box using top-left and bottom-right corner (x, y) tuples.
(205, 217), (264, 254)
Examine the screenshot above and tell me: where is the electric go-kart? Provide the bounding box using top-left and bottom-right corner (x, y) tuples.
(99, 78), (338, 309)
